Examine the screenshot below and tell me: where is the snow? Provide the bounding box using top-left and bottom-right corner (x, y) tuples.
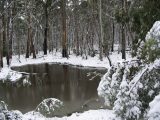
(0, 67), (22, 82)
(148, 94), (160, 120)
(35, 98), (64, 117)
(23, 109), (115, 120)
(146, 21), (160, 47)
(11, 51), (132, 69)
(128, 67), (148, 93)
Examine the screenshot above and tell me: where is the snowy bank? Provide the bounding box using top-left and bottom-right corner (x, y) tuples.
(0, 100), (115, 120)
(11, 51), (132, 69)
(148, 94), (160, 120)
(0, 51), (131, 83)
(0, 67), (22, 82)
(23, 109), (115, 120)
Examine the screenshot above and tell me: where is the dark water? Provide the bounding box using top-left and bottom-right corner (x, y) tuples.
(0, 63), (106, 114)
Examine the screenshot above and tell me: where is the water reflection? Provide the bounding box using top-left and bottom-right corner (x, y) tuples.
(0, 63), (106, 114)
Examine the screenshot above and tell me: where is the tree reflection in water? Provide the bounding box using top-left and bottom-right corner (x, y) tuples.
(0, 64), (106, 114)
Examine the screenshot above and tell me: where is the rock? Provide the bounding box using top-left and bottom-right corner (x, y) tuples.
(0, 101), (8, 112)
(35, 98), (66, 117)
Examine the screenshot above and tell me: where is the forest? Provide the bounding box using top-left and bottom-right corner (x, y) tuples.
(0, 0), (159, 66)
(0, 0), (160, 120)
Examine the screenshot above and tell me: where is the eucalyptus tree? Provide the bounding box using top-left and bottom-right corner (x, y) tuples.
(114, 0), (131, 59)
(72, 0), (80, 56)
(24, 0), (37, 58)
(99, 0), (103, 61)
(0, 0), (14, 66)
(61, 0), (68, 57)
(1, 0), (6, 65)
(121, 0), (126, 59)
(0, 1), (3, 68)
(36, 0), (59, 55)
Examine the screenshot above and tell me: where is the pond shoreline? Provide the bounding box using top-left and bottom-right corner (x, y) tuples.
(10, 51), (131, 69)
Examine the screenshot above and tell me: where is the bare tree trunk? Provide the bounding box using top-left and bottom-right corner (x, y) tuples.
(2, 3), (6, 58)
(43, 5), (48, 55)
(26, 13), (31, 58)
(111, 21), (115, 52)
(73, 0), (79, 56)
(26, 12), (36, 59)
(122, 24), (126, 59)
(30, 31), (36, 59)
(99, 0), (103, 61)
(121, 0), (126, 59)
(6, 0), (13, 66)
(0, 18), (3, 68)
(61, 0), (68, 58)
(8, 0), (13, 64)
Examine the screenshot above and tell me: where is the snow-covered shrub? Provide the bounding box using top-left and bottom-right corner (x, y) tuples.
(0, 101), (23, 120)
(3, 110), (23, 120)
(98, 61), (140, 108)
(138, 21), (160, 63)
(97, 61), (140, 107)
(113, 66), (142, 120)
(147, 94), (160, 120)
(110, 63), (125, 106)
(35, 98), (65, 117)
(114, 60), (160, 120)
(138, 39), (160, 63)
(113, 78), (130, 119)
(97, 66), (115, 107)
(138, 65), (160, 115)
(97, 63), (125, 107)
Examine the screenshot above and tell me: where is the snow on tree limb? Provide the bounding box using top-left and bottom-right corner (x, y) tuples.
(128, 67), (148, 94)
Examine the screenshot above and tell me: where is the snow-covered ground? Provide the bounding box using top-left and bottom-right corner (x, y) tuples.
(11, 51), (132, 68)
(23, 109), (115, 120)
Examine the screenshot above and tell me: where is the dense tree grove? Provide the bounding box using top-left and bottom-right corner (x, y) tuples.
(0, 0), (160, 68)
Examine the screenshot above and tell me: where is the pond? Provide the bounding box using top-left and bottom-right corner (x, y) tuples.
(0, 63), (106, 115)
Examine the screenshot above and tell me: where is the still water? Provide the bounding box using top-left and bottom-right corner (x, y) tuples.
(0, 63), (106, 114)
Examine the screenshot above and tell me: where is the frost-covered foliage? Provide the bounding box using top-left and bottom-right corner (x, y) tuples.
(97, 63), (126, 107)
(98, 58), (160, 120)
(113, 65), (142, 120)
(114, 60), (160, 120)
(147, 94), (160, 120)
(138, 64), (160, 115)
(113, 76), (130, 119)
(97, 61), (140, 107)
(97, 66), (115, 106)
(35, 98), (65, 117)
(3, 110), (23, 120)
(146, 21), (160, 46)
(138, 21), (160, 63)
(109, 63), (125, 107)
